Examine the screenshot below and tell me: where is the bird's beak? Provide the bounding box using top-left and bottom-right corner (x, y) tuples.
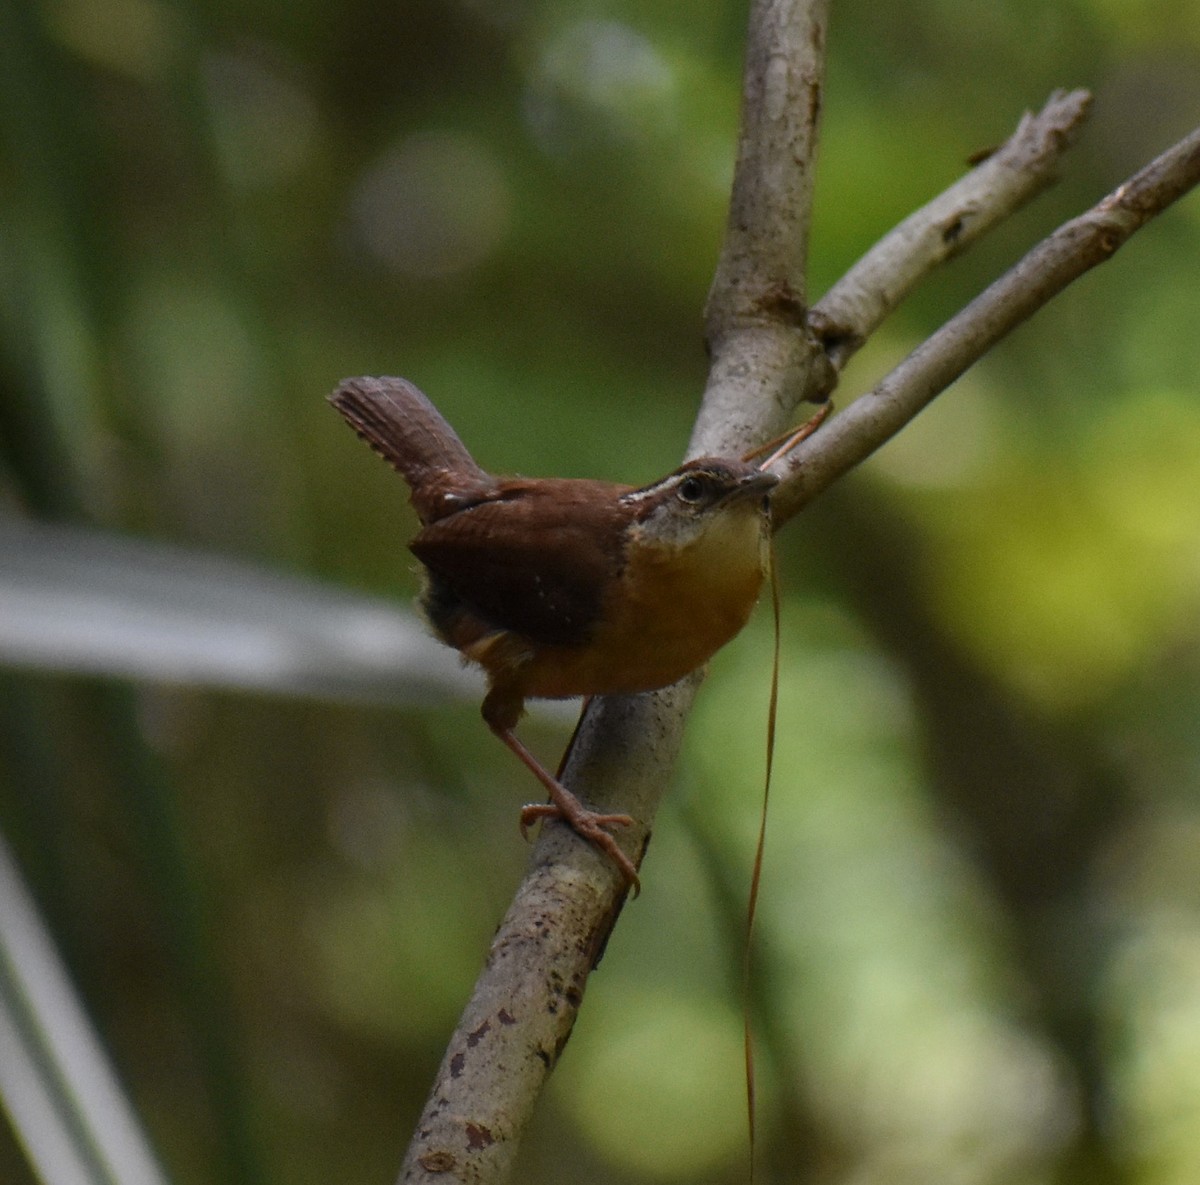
(721, 469), (780, 506)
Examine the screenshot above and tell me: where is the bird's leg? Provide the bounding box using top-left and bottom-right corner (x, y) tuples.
(496, 727), (640, 892)
(483, 691), (639, 891)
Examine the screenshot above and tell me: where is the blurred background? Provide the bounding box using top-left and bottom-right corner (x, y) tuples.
(2, 0), (1200, 1182)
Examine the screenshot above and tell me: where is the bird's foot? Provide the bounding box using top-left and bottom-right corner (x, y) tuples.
(520, 801), (640, 895)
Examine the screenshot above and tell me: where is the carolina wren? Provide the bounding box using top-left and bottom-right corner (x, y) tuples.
(330, 375), (791, 890)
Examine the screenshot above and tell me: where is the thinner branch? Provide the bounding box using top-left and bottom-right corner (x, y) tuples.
(809, 87), (1093, 381)
(770, 121), (1200, 525)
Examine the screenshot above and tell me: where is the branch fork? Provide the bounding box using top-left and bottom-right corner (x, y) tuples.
(399, 4), (1200, 1178)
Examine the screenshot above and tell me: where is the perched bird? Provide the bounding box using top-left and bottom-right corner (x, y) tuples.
(331, 375), (790, 889)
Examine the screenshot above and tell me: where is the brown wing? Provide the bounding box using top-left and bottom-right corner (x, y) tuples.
(329, 376), (494, 523)
(412, 479), (633, 647)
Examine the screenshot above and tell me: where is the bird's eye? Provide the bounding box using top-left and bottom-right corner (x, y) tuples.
(677, 476), (706, 504)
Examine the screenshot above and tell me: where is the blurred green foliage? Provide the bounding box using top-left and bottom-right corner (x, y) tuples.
(2, 0), (1200, 1183)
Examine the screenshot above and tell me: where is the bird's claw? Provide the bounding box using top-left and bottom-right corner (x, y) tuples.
(519, 802), (641, 894)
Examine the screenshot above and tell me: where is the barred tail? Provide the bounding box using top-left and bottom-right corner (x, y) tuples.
(330, 376), (491, 522)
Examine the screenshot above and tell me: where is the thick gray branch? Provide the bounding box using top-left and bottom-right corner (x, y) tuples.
(693, 0), (832, 452)
(400, 2), (830, 1181)
(398, 684), (698, 1183)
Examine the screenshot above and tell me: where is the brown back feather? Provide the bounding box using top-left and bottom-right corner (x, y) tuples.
(413, 479), (634, 646)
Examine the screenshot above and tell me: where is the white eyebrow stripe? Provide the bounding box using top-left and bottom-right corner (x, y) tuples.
(619, 473), (688, 504)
